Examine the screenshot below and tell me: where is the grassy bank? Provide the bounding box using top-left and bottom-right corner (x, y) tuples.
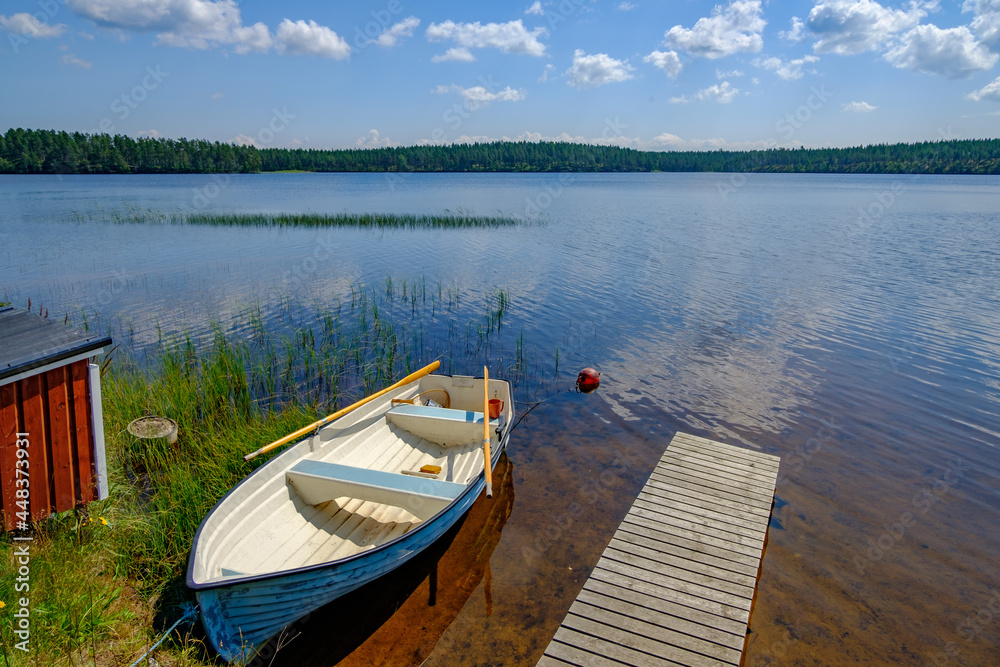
(0, 282), (539, 665)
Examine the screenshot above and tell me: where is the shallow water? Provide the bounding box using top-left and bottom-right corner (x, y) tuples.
(2, 172), (999, 665)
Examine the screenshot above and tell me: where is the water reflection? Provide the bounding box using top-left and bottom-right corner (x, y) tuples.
(3, 173), (1000, 665)
(263, 455), (515, 666)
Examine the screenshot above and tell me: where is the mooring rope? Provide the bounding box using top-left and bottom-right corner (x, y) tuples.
(128, 604), (199, 667)
(511, 389), (573, 431)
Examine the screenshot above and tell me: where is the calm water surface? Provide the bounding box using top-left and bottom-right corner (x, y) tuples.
(2, 172), (999, 665)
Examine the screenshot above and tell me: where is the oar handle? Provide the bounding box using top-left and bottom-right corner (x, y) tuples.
(483, 366), (493, 498)
(244, 360), (441, 461)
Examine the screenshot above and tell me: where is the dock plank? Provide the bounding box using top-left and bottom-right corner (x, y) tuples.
(608, 532), (758, 589)
(659, 455), (778, 495)
(611, 525), (760, 579)
(641, 478), (772, 522)
(632, 497), (764, 541)
(538, 432), (779, 667)
(569, 598), (743, 664)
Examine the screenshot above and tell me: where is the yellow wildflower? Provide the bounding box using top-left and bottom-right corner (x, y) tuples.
(99, 517), (109, 526)
(0, 601), (6, 609)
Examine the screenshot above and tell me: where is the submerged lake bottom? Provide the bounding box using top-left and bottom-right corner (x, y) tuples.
(1, 172), (998, 665)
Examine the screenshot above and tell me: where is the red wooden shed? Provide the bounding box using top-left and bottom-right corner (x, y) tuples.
(0, 306), (112, 531)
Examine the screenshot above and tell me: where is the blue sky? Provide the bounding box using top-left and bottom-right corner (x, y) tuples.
(1, 0), (999, 151)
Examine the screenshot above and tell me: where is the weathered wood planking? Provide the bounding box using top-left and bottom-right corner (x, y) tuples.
(0, 360), (100, 530)
(539, 432), (780, 667)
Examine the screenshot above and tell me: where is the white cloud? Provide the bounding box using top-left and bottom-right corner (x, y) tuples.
(68, 0), (186, 29)
(431, 47), (476, 62)
(434, 84), (527, 108)
(275, 19), (350, 59)
(232, 134), (256, 146)
(754, 54), (819, 80)
(211, 91), (224, 99)
(226, 23), (272, 54)
(426, 19), (547, 57)
(670, 81), (741, 104)
(458, 85), (526, 107)
(842, 100), (878, 111)
(696, 80), (740, 103)
(138, 129), (162, 137)
(807, 0), (925, 55)
(644, 50), (683, 78)
(964, 0), (1000, 49)
(539, 63), (557, 82)
(780, 16), (807, 42)
(79, 30), (95, 39)
(355, 129), (393, 148)
(716, 67), (745, 78)
(68, 0), (355, 58)
(60, 53), (93, 68)
(373, 17), (419, 47)
(885, 24), (997, 78)
(525, 1), (544, 15)
(566, 49), (635, 88)
(966, 75), (1000, 101)
(68, 0), (273, 53)
(665, 0), (766, 59)
(618, 2), (638, 10)
(0, 12), (67, 38)
(644, 133), (758, 150)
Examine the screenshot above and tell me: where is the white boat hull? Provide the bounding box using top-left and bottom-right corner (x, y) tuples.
(187, 374), (512, 662)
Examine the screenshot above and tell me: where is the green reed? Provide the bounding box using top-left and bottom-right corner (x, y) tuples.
(79, 206), (527, 229)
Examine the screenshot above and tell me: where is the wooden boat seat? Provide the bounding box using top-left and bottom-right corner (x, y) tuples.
(286, 460), (466, 520)
(386, 403), (498, 447)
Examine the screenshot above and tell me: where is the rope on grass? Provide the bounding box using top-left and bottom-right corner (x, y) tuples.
(128, 604), (200, 667)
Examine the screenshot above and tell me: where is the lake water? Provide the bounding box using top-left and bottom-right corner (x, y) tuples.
(2, 172), (999, 665)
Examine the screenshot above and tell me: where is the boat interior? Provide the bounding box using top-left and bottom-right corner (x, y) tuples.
(191, 374), (511, 584)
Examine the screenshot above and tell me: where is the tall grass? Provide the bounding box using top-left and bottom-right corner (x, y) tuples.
(75, 206), (527, 229)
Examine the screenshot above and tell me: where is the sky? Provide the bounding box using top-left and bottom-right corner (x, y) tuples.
(1, 0), (999, 151)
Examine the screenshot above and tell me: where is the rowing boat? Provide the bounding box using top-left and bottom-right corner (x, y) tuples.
(185, 364), (513, 662)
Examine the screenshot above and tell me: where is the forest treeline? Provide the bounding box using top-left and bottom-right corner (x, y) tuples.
(2, 128), (998, 175)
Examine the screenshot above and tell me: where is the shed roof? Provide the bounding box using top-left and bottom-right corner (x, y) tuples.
(0, 306), (113, 384)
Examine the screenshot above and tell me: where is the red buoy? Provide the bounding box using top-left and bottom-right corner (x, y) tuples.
(576, 367), (600, 394)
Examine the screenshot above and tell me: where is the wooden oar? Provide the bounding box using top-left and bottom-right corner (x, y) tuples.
(483, 366), (493, 498)
(244, 360), (441, 461)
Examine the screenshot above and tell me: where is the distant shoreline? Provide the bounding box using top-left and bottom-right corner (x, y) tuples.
(3, 128), (999, 176)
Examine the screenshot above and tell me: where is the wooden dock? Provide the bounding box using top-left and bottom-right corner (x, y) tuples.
(538, 432), (780, 667)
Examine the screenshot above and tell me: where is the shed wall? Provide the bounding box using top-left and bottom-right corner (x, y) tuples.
(0, 359), (99, 530)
